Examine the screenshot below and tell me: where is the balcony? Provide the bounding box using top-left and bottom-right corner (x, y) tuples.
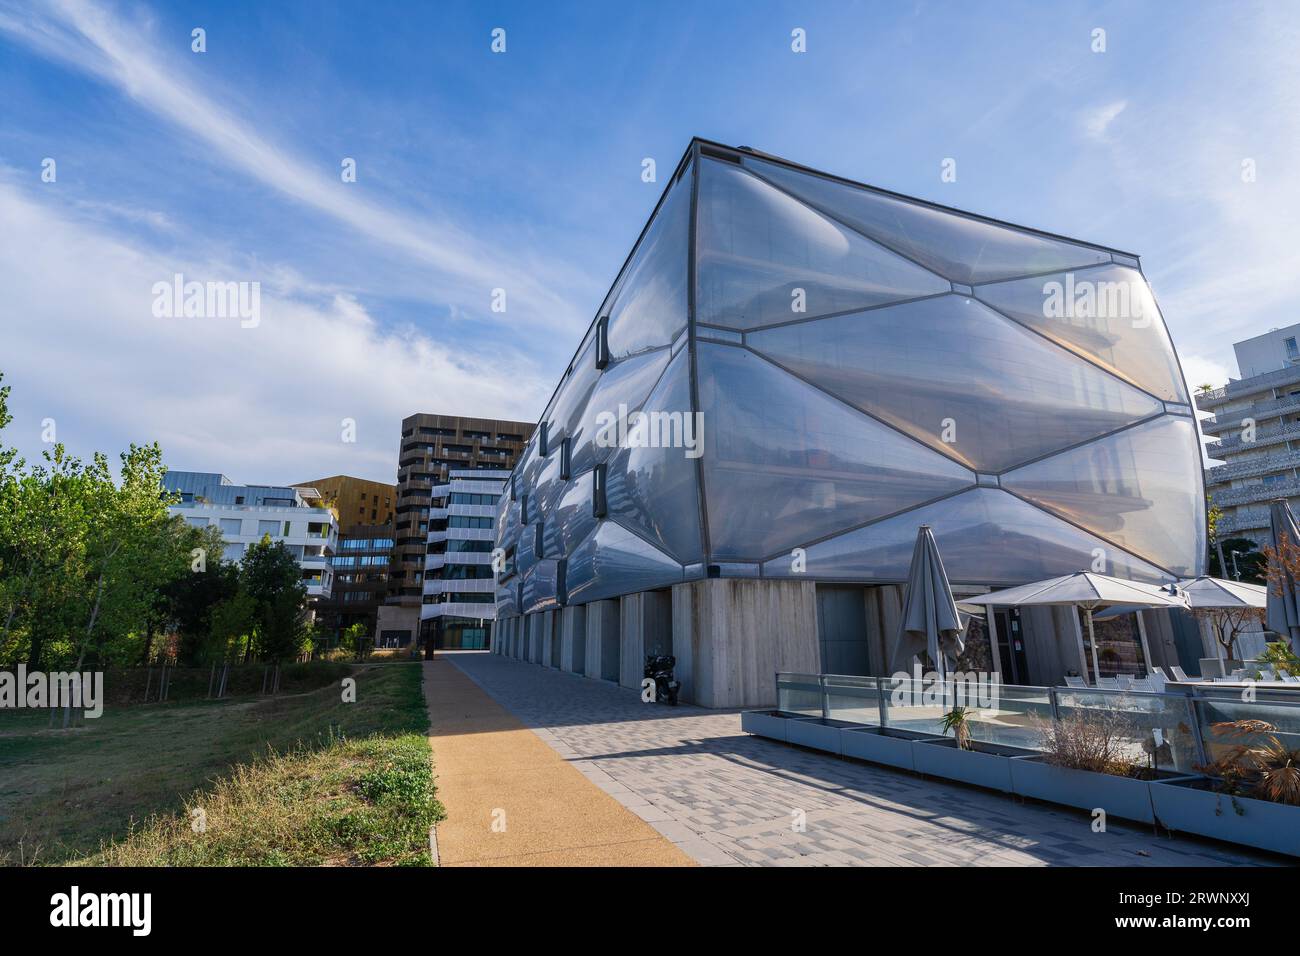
(1217, 509), (1270, 535)
(1206, 448), (1300, 485)
(1210, 422), (1300, 455)
(1195, 363), (1300, 408)
(1210, 478), (1300, 508)
(1201, 393), (1300, 434)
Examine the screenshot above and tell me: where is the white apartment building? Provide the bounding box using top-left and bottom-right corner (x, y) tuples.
(163, 471), (339, 598)
(419, 468), (508, 649)
(1197, 322), (1300, 548)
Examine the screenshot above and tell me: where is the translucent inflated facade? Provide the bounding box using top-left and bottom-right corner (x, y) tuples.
(496, 140), (1205, 616)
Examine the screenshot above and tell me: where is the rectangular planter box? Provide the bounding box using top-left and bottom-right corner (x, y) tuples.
(1149, 778), (1300, 857)
(913, 738), (1035, 793)
(740, 709), (793, 742)
(841, 727), (938, 771)
(1009, 756), (1197, 825)
(786, 717), (859, 756)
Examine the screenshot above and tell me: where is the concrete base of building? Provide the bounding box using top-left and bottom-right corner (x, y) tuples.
(619, 590), (672, 691)
(559, 606), (586, 673)
(672, 578), (820, 709)
(375, 604), (421, 649)
(585, 600), (621, 682)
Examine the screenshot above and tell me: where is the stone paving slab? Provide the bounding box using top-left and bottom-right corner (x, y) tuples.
(445, 651), (1282, 868)
(423, 659), (693, 867)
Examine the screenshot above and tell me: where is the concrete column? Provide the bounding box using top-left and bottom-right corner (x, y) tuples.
(619, 590), (672, 690)
(584, 599), (621, 682)
(541, 610), (557, 668)
(529, 613), (544, 664)
(671, 579), (819, 708)
(559, 605), (587, 673)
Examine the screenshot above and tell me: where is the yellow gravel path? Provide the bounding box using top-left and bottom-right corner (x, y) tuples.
(423, 659), (693, 867)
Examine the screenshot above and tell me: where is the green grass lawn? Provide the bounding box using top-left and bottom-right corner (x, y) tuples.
(0, 662), (441, 865)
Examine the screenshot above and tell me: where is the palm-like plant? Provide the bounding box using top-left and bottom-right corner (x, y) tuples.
(941, 706), (973, 750)
(1201, 720), (1300, 806)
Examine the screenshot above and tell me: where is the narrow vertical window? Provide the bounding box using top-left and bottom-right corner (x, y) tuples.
(538, 421), (549, 456)
(595, 316), (610, 369)
(559, 437), (571, 480)
(592, 463), (607, 518)
(556, 558), (568, 607)
(534, 522), (544, 559)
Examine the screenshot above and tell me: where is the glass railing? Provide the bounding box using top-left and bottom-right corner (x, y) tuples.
(775, 673), (823, 717)
(824, 675), (883, 727)
(1054, 687), (1201, 774)
(770, 671), (1300, 777)
(1193, 694), (1300, 772)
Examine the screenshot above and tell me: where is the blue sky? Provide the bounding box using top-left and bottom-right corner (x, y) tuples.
(1, 0), (1296, 484)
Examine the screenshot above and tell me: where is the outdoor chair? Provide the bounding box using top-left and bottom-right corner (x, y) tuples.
(1150, 666), (1170, 680)
(1130, 677), (1156, 693)
(1063, 675), (1087, 688)
(1097, 677), (1119, 689)
(1284, 675), (1300, 684)
(1170, 665), (1195, 681)
(1116, 675), (1135, 690)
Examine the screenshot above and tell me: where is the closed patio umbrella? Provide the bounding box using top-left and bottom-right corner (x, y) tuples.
(1266, 499), (1300, 645)
(895, 525), (964, 679)
(963, 572), (1188, 684)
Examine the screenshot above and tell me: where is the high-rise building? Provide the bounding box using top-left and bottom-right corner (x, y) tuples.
(420, 469), (510, 649)
(1197, 322), (1300, 548)
(291, 475), (397, 639)
(495, 138), (1204, 706)
(377, 414), (532, 648)
(163, 471), (339, 599)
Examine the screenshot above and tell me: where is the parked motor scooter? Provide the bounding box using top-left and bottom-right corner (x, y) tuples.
(644, 654), (680, 705)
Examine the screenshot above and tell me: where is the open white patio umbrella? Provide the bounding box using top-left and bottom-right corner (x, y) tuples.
(1178, 575), (1267, 662)
(894, 525), (964, 679)
(962, 572), (1188, 683)
(1266, 499), (1300, 645)
(1178, 576), (1266, 610)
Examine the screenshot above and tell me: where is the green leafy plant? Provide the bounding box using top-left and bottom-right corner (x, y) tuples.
(941, 706), (973, 750)
(1259, 641), (1300, 678)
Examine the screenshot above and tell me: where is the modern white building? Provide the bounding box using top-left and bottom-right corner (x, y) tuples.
(162, 471), (339, 598)
(1197, 321), (1300, 547)
(420, 468), (507, 648)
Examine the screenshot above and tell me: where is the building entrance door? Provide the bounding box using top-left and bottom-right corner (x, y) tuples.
(994, 608), (1029, 684)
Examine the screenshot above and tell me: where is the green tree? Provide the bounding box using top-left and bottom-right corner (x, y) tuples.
(239, 536), (308, 663)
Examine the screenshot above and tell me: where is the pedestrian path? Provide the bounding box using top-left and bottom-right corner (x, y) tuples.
(422, 658), (693, 866)
(443, 651), (1279, 867)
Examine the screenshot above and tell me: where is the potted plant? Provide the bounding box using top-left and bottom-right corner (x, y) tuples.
(912, 706), (1036, 792)
(1149, 719), (1300, 856)
(1009, 708), (1198, 824)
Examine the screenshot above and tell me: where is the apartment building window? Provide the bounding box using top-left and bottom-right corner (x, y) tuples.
(258, 519), (279, 536)
(184, 517), (207, 529)
(1287, 337), (1298, 360)
(219, 518), (242, 535)
(448, 515), (495, 529)
(283, 521), (292, 536)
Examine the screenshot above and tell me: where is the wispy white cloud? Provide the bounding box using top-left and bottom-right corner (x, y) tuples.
(0, 0), (580, 331)
(1082, 99), (1127, 140)
(0, 178), (553, 483)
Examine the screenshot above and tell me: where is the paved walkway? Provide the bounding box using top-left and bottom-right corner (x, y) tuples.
(423, 658), (693, 866)
(442, 651), (1279, 867)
